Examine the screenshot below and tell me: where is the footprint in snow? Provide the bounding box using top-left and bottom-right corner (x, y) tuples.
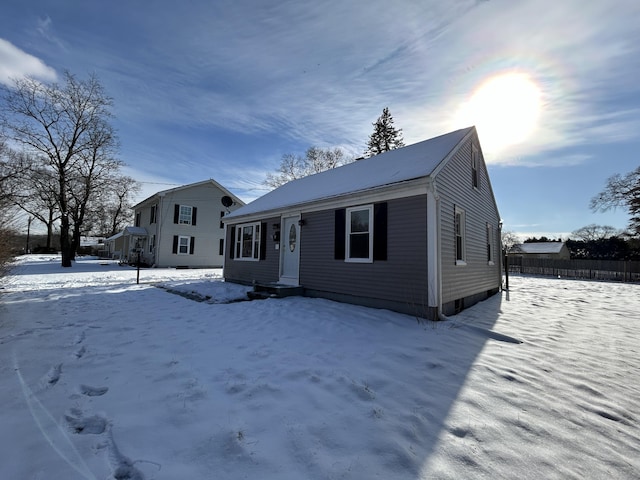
(79, 384), (109, 397)
(40, 363), (62, 387)
(65, 411), (108, 435)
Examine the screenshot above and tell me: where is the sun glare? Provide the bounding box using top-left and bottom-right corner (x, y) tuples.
(455, 72), (542, 155)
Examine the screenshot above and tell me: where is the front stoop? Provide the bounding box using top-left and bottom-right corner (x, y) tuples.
(247, 283), (304, 300)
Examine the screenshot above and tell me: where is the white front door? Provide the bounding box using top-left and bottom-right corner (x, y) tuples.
(279, 215), (301, 285)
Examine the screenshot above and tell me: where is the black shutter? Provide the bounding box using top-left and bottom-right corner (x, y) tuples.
(334, 209), (346, 260)
(174, 204), (179, 224)
(373, 202), (387, 261)
(259, 222), (267, 260)
(190, 237), (195, 254)
(229, 226), (235, 259)
(192, 207), (197, 226)
(172, 235), (178, 254)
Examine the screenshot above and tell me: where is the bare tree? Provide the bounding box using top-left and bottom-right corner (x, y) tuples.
(501, 230), (520, 253)
(590, 166), (640, 237)
(265, 146), (350, 189)
(82, 175), (139, 237)
(1, 72), (119, 266)
(571, 224), (619, 242)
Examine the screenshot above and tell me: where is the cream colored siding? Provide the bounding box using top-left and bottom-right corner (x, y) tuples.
(136, 182), (238, 267)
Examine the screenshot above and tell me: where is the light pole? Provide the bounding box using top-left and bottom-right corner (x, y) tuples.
(25, 217), (32, 254)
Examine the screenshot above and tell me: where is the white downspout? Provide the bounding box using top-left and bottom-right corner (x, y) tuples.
(426, 178), (443, 320)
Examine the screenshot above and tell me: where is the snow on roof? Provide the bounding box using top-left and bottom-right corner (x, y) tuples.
(515, 242), (566, 254)
(124, 226), (148, 236)
(226, 127), (474, 219)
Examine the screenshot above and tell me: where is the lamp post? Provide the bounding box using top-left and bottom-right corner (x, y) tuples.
(25, 217), (32, 254)
(135, 238), (141, 285)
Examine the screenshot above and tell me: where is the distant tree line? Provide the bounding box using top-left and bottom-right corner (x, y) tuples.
(0, 71), (139, 268)
(521, 224), (640, 260)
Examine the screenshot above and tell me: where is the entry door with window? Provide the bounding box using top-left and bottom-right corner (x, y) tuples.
(279, 215), (301, 285)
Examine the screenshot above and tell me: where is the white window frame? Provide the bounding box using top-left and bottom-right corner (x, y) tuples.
(455, 206), (466, 265)
(472, 144), (479, 190)
(179, 205), (193, 225)
(177, 235), (190, 255)
(345, 205), (374, 263)
(487, 223), (495, 265)
(235, 222), (261, 261)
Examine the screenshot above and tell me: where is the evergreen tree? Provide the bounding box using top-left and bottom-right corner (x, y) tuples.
(364, 107), (405, 157)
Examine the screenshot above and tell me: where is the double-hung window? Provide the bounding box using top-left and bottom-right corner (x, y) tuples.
(346, 205), (373, 263)
(486, 223), (494, 265)
(455, 206), (466, 265)
(472, 144), (479, 189)
(178, 235), (190, 254)
(179, 205), (193, 224)
(235, 223), (261, 261)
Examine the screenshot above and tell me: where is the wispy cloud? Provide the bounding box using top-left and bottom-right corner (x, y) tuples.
(0, 38), (57, 85)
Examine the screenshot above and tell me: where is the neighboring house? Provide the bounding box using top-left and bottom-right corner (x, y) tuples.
(510, 242), (571, 260)
(222, 126), (502, 319)
(107, 180), (244, 267)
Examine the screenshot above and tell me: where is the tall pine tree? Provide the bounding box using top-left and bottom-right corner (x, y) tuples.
(364, 107), (405, 157)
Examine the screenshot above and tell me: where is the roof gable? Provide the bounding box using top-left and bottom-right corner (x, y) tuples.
(226, 126), (474, 219)
(134, 179), (243, 209)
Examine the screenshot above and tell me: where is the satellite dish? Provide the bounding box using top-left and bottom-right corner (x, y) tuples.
(221, 196), (233, 208)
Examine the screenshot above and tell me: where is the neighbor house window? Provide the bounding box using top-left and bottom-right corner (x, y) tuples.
(172, 235), (194, 255)
(486, 223), (494, 264)
(234, 223), (261, 261)
(179, 205), (193, 224)
(178, 236), (190, 254)
(455, 206), (466, 265)
(472, 144), (479, 189)
(346, 205), (373, 263)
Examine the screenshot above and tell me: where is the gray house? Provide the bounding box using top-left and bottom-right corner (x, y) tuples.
(222, 126), (502, 319)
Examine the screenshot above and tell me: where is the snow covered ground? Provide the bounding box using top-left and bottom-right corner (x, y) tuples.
(1, 255), (639, 480)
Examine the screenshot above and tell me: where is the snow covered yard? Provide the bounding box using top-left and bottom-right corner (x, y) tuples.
(0, 255), (639, 480)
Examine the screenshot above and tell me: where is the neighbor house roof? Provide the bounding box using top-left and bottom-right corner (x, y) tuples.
(513, 242), (566, 254)
(133, 179), (244, 209)
(225, 126), (474, 220)
(105, 226), (147, 242)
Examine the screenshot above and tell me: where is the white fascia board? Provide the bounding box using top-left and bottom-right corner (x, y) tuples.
(221, 177), (429, 224)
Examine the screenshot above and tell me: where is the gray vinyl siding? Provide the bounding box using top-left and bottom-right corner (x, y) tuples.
(300, 196), (429, 310)
(224, 215), (280, 284)
(436, 136), (501, 306)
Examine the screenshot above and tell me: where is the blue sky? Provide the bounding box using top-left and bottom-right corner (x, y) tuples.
(2, 0), (639, 240)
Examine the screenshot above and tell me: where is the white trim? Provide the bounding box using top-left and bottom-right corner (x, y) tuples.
(177, 235), (190, 255)
(426, 181), (440, 309)
(455, 206), (466, 264)
(224, 177), (427, 225)
(234, 222), (261, 261)
(279, 214), (301, 285)
(345, 205), (374, 263)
